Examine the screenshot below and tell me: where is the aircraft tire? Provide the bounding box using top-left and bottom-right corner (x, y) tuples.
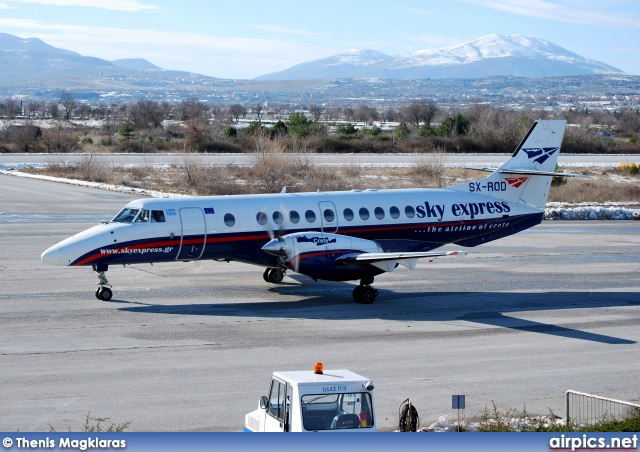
(268, 268), (284, 284)
(97, 287), (113, 301)
(262, 268), (271, 282)
(360, 287), (376, 304)
(352, 286), (364, 303)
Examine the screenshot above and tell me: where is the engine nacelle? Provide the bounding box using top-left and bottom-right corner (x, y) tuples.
(262, 232), (385, 282)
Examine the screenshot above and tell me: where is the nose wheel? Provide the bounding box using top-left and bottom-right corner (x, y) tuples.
(93, 265), (113, 301)
(95, 286), (113, 301)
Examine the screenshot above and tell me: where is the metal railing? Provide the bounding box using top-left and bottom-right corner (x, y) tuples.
(566, 390), (640, 426)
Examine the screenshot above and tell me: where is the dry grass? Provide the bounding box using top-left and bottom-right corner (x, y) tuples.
(22, 158), (640, 203)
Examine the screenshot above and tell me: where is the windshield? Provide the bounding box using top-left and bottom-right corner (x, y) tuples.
(301, 392), (373, 431)
(111, 208), (140, 223)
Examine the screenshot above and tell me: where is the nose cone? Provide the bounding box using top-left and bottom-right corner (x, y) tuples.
(261, 238), (286, 256)
(41, 246), (62, 266)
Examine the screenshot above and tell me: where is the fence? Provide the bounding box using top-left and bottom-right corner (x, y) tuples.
(566, 390), (640, 426)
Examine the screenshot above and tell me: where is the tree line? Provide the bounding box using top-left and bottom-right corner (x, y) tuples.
(1, 92), (639, 154)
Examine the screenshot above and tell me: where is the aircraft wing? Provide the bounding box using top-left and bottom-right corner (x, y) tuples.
(335, 250), (464, 272)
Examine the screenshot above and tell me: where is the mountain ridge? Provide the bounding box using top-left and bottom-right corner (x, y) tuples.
(256, 34), (622, 80)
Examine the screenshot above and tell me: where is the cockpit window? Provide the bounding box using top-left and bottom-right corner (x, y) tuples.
(112, 208), (140, 223)
(135, 209), (150, 222)
(151, 210), (166, 222)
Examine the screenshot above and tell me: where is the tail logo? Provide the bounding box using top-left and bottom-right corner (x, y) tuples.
(522, 147), (559, 164)
(505, 177), (528, 188)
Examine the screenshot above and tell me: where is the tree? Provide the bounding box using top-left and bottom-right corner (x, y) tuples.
(253, 102), (265, 121)
(355, 105), (378, 125)
(395, 122), (411, 140)
(286, 112), (311, 137)
(400, 99), (438, 128)
(308, 104), (323, 121)
(270, 120), (288, 137)
(2, 98), (19, 119)
(228, 104), (246, 122)
(60, 90), (77, 120)
(119, 120), (135, 141)
(102, 117), (119, 146)
(178, 97), (207, 120)
(336, 123), (358, 135)
(436, 113), (469, 137)
(129, 100), (165, 129)
(48, 102), (59, 119)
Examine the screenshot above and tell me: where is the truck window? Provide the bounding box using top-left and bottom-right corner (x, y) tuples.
(267, 379), (285, 422)
(301, 392), (373, 430)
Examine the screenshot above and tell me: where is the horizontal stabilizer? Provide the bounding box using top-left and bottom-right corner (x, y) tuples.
(498, 169), (584, 177)
(465, 167), (582, 177)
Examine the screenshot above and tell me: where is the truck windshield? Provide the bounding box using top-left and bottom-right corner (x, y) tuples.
(301, 392), (373, 431)
(111, 208), (140, 223)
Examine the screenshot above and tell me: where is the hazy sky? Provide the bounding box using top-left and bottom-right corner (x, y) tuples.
(0, 0), (638, 79)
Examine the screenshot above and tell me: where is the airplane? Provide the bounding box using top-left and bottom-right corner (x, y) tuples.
(41, 119), (577, 304)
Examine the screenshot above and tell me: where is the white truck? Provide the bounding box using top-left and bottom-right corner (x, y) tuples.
(244, 363), (376, 432)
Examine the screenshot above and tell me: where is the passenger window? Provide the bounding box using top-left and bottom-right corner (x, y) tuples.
(390, 206), (400, 219)
(323, 209), (335, 222)
(273, 211), (284, 225)
(224, 213), (235, 227)
(151, 210), (166, 222)
(343, 208), (354, 221)
(289, 210), (300, 224)
(405, 206), (415, 218)
(257, 212), (268, 225)
(359, 208), (369, 220)
(135, 209), (149, 222)
(305, 210), (316, 223)
(374, 207), (385, 220)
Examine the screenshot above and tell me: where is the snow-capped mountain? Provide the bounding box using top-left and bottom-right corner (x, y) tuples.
(256, 49), (392, 80)
(256, 34), (622, 80)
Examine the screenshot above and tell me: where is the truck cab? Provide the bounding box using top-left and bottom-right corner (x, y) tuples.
(244, 363), (376, 432)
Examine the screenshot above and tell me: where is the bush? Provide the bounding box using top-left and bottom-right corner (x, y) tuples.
(223, 126), (237, 138)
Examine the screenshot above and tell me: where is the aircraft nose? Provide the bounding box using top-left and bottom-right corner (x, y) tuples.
(41, 246), (62, 266)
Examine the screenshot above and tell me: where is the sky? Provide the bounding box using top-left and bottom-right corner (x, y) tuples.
(0, 0), (639, 79)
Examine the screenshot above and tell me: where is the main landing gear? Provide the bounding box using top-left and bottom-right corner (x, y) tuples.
(352, 277), (378, 304)
(263, 267), (286, 284)
(93, 263), (113, 301)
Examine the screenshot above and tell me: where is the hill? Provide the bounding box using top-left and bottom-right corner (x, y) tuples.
(256, 34), (622, 80)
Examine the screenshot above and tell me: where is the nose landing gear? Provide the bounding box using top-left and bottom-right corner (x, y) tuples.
(93, 264), (113, 301)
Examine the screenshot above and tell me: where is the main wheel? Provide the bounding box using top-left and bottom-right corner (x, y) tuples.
(360, 287), (376, 304)
(352, 285), (364, 303)
(267, 268), (284, 284)
(97, 287), (113, 301)
(262, 268), (271, 282)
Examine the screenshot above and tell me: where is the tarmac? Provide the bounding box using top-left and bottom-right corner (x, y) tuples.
(1, 174), (639, 431)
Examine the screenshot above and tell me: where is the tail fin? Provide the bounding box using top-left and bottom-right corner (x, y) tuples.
(450, 119), (567, 208)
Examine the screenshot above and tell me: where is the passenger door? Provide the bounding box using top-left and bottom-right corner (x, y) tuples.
(177, 207), (206, 260)
(319, 201), (338, 234)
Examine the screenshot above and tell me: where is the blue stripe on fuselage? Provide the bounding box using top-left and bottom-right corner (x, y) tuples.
(71, 213), (541, 267)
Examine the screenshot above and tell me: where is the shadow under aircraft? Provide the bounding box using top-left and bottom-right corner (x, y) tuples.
(116, 282), (638, 345)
